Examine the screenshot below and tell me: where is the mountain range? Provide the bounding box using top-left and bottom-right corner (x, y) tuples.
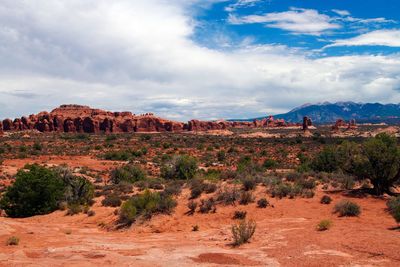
(246, 102), (400, 124)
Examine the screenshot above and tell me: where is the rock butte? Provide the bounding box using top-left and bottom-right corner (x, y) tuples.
(0, 104), (307, 134)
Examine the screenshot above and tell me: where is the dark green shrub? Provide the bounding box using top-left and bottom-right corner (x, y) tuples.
(242, 177), (257, 191)
(121, 190), (177, 222)
(316, 219), (332, 231)
(257, 198), (269, 208)
(66, 203), (82, 215)
(320, 195), (332, 204)
(103, 150), (132, 161)
(101, 194), (122, 207)
(387, 197), (400, 224)
(311, 146), (340, 173)
(333, 200), (361, 217)
(110, 165), (146, 184)
(199, 198), (216, 214)
(119, 201), (137, 225)
(161, 155), (198, 180)
(231, 219), (256, 246)
(6, 236), (19, 246)
(239, 191), (254, 205)
(216, 187), (240, 205)
(362, 134), (400, 195)
(187, 200), (197, 215)
(0, 164), (65, 218)
(233, 210), (247, 220)
(263, 159), (277, 169)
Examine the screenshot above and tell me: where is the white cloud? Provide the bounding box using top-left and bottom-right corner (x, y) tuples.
(325, 29), (400, 48)
(332, 9), (350, 17)
(225, 0), (262, 12)
(0, 1), (399, 120)
(228, 8), (341, 35)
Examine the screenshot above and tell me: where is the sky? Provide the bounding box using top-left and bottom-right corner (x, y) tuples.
(0, 0), (399, 121)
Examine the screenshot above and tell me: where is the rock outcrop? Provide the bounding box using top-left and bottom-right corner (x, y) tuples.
(1, 104), (303, 134)
(302, 117), (312, 131)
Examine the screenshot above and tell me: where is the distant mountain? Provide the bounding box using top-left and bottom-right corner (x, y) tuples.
(251, 102), (400, 124)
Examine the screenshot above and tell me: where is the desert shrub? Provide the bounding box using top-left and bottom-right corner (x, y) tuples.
(199, 198), (216, 214)
(286, 172), (302, 182)
(295, 178), (316, 190)
(241, 176), (257, 191)
(192, 225), (199, 231)
(336, 173), (355, 190)
(163, 181), (183, 196)
(87, 210), (96, 217)
(263, 159), (277, 169)
(63, 176), (94, 206)
(239, 191), (254, 205)
(316, 219), (332, 231)
(320, 195), (332, 204)
(6, 236), (19, 246)
(161, 155), (198, 180)
(189, 180), (204, 199)
(66, 203), (82, 215)
(101, 194), (122, 207)
(269, 183), (292, 199)
(32, 142), (43, 151)
(233, 210), (247, 220)
(333, 200), (361, 217)
(119, 201), (137, 225)
(231, 220), (256, 246)
(216, 187), (240, 205)
(362, 133), (400, 195)
(103, 150), (132, 161)
(257, 198), (269, 208)
(0, 164), (65, 218)
(237, 156), (263, 174)
(387, 197), (400, 224)
(311, 146), (340, 173)
(187, 200), (197, 215)
(122, 190), (177, 221)
(301, 189), (315, 198)
(110, 164), (146, 184)
(217, 150), (226, 162)
(203, 182), (217, 193)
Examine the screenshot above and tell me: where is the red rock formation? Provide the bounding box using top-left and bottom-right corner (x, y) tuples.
(348, 119), (357, 129)
(1, 104), (307, 134)
(302, 117), (312, 131)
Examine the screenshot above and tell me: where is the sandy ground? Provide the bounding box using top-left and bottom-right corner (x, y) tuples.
(1, 185), (399, 267)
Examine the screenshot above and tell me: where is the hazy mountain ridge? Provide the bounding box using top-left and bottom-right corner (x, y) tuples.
(252, 102), (400, 124)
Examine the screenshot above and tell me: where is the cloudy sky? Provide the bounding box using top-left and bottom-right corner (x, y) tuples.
(0, 0), (399, 121)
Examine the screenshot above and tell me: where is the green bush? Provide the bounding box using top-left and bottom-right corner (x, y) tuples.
(320, 195), (332, 204)
(233, 210), (247, 219)
(161, 155), (198, 180)
(362, 134), (400, 195)
(387, 197), (400, 224)
(311, 146), (340, 173)
(0, 164), (65, 218)
(333, 200), (361, 217)
(119, 201), (137, 225)
(120, 190), (177, 223)
(241, 176), (257, 191)
(316, 219), (332, 231)
(6, 236), (19, 246)
(110, 165), (146, 184)
(263, 159), (277, 169)
(257, 198), (269, 208)
(102, 194), (122, 207)
(231, 219), (256, 246)
(199, 198), (216, 214)
(239, 191), (254, 205)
